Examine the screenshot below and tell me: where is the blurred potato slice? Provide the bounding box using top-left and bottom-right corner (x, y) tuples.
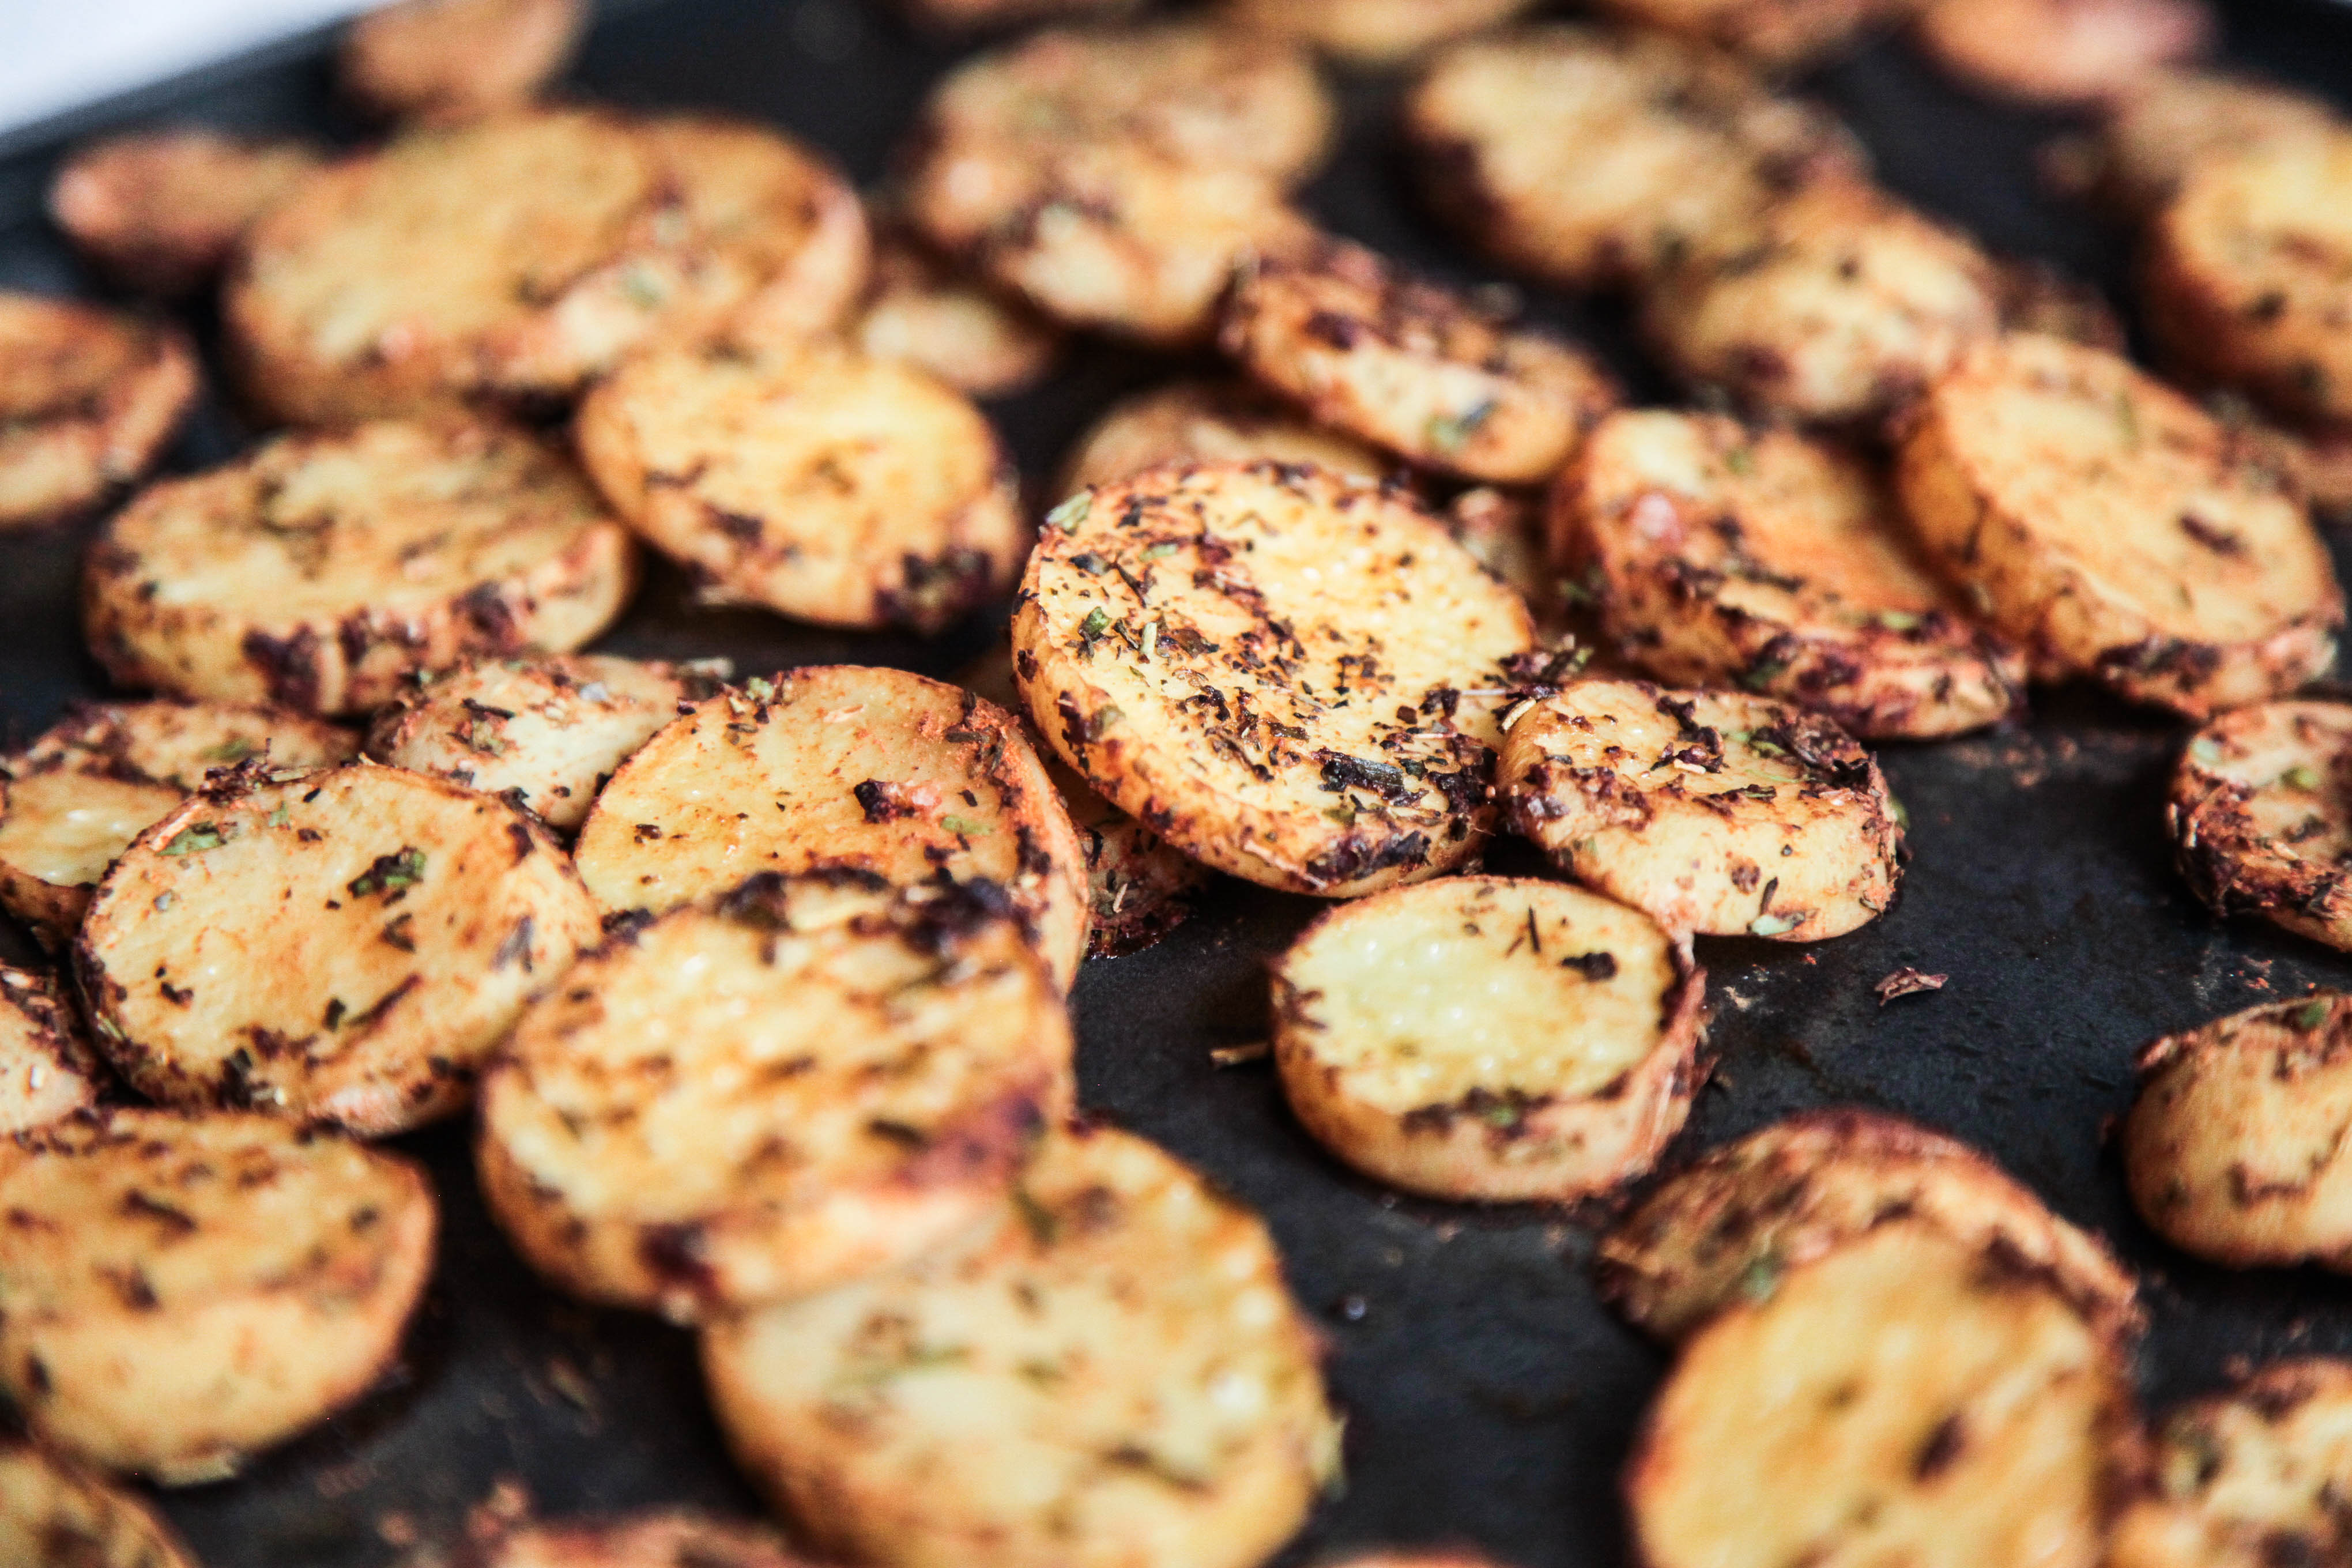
(2109, 1359), (2352, 1568)
(1588, 0), (1908, 69)
(2088, 69), (2340, 217)
(341, 0), (585, 123)
(855, 228), (1061, 398)
(1222, 0), (1536, 64)
(1913, 0), (2210, 105)
(2168, 700), (2352, 950)
(48, 130), (323, 295)
(0, 966), (103, 1134)
(0, 1438), (199, 1567)
(0, 292), (195, 529)
(469, 1509), (812, 1568)
(1056, 379), (1386, 496)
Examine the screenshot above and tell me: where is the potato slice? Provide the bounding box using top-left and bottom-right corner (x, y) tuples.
(2123, 992), (2352, 1269)
(1563, 409), (2024, 738)
(855, 228), (1061, 398)
(341, 0), (584, 123)
(1501, 680), (1901, 941)
(2169, 700), (2352, 950)
(700, 1123), (1340, 1568)
(1626, 1220), (2134, 1568)
(576, 341), (1022, 633)
(0, 293), (195, 529)
(48, 130), (322, 296)
(1599, 1109), (2142, 1342)
(572, 667), (1087, 990)
(2109, 1359), (2352, 1568)
(1056, 379), (1386, 496)
(1220, 237), (1620, 484)
(894, 0), (1134, 29)
(0, 966), (102, 1135)
(1898, 334), (2342, 717)
(1013, 461), (1535, 898)
(0, 1106), (435, 1482)
(2090, 69), (2340, 216)
(481, 873), (1072, 1318)
(0, 699), (356, 947)
(1643, 179), (2002, 429)
(77, 762), (601, 1135)
(1586, 0), (1904, 68)
(471, 1510), (809, 1568)
(1446, 485), (1559, 634)
(1913, 0), (2210, 106)
(0, 1439), (198, 1567)
(1402, 26), (1862, 289)
(1271, 875), (1704, 1201)
(85, 420), (638, 717)
(1221, 0), (1534, 63)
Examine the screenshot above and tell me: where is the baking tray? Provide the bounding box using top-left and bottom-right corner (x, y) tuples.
(8, 2), (2352, 1563)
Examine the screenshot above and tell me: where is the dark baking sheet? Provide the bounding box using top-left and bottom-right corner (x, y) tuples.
(9, 2), (2352, 1563)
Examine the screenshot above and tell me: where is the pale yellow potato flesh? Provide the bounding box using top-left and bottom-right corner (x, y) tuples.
(0, 292), (196, 528)
(1056, 379), (1385, 497)
(0, 1439), (199, 1567)
(2110, 1359), (2352, 1568)
(0, 966), (104, 1136)
(48, 129), (323, 295)
(2093, 69), (2340, 216)
(1221, 0), (1536, 63)
(476, 1510), (812, 1568)
(2169, 700), (2352, 951)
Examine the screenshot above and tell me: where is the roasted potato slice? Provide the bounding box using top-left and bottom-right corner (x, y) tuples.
(1403, 26), (1863, 289)
(1221, 0), (1535, 64)
(1626, 1219), (2134, 1568)
(572, 666), (1087, 989)
(2109, 1359), (2352, 1568)
(1057, 379), (1385, 496)
(1221, 238), (1619, 485)
(2123, 992), (2352, 1269)
(1013, 461), (1535, 898)
(576, 341), (1022, 633)
(0, 293), (195, 529)
(1914, 0), (2210, 106)
(700, 1123), (1340, 1568)
(0, 1439), (198, 1567)
(854, 228), (1060, 398)
(0, 1107), (435, 1482)
(1563, 409), (2024, 738)
(1446, 486), (1560, 632)
(1644, 178), (2002, 429)
(1271, 875), (1705, 1201)
(0, 699), (355, 947)
(894, 0), (1137, 29)
(77, 762), (600, 1136)
(1501, 680), (1901, 941)
(342, 0), (585, 124)
(2088, 69), (2341, 217)
(470, 1510), (811, 1568)
(1599, 1109), (2142, 1342)
(1590, 0), (1904, 69)
(1899, 334), (2342, 716)
(48, 129), (322, 296)
(365, 655), (719, 832)
(481, 873), (1071, 1318)
(2169, 700), (2352, 949)
(0, 966), (102, 1135)
(85, 420), (638, 717)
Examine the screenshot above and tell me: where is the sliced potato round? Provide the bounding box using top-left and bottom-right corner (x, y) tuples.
(1446, 485), (1558, 633)
(0, 698), (356, 946)
(0, 1439), (198, 1567)
(0, 966), (102, 1136)
(700, 1123), (1340, 1568)
(1599, 1109), (2142, 1343)
(1897, 334), (2342, 717)
(1271, 875), (1704, 1201)
(895, 0), (1137, 28)
(1056, 379), (1386, 497)
(0, 292), (195, 529)
(2168, 700), (2352, 949)
(2109, 1359), (2352, 1568)
(1013, 461), (1535, 898)
(1588, 0), (1904, 68)
(48, 129), (322, 296)
(855, 228), (1060, 398)
(1501, 680), (1901, 941)
(0, 1106), (436, 1482)
(77, 762), (601, 1135)
(1402, 25), (1863, 289)
(1626, 1219), (2134, 1568)
(1643, 178), (2002, 428)
(1221, 237), (1619, 484)
(2123, 992), (2352, 1269)
(471, 1510), (809, 1568)
(481, 873), (1072, 1319)
(341, 0), (585, 124)
(365, 655), (718, 831)
(1563, 409), (2024, 738)
(572, 666), (1087, 989)
(1913, 0), (2210, 106)
(576, 341), (1022, 632)
(2091, 69), (2340, 216)
(85, 419), (638, 717)
(1221, 0), (1534, 63)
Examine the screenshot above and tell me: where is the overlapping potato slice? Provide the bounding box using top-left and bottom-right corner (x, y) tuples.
(0, 966), (103, 1135)
(1221, 0), (1535, 63)
(2169, 701), (2352, 949)
(0, 1107), (435, 1482)
(2085, 69), (2340, 216)
(1897, 334), (2341, 717)
(1913, 0), (2210, 105)
(700, 1124), (1340, 1568)
(341, 0), (585, 124)
(0, 292), (195, 529)
(1590, 0), (1905, 68)
(470, 1509), (811, 1568)
(854, 228), (1061, 398)
(0, 1439), (199, 1567)
(2109, 1359), (2352, 1568)
(1057, 380), (1385, 496)
(48, 130), (322, 295)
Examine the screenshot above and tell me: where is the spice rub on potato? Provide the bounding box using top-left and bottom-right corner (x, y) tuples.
(1402, 26), (1863, 289)
(1012, 461), (1536, 899)
(1220, 237), (1620, 485)
(1501, 680), (1902, 941)
(2168, 701), (2352, 951)
(341, 0), (586, 125)
(48, 129), (323, 296)
(0, 699), (355, 947)
(1599, 1109), (2142, 1343)
(700, 1124), (1340, 1568)
(1271, 875), (1705, 1201)
(0, 966), (103, 1135)
(0, 293), (195, 529)
(1563, 409), (2024, 738)
(84, 420), (638, 717)
(1057, 380), (1386, 496)
(572, 666), (1087, 989)
(1913, 0), (2212, 107)
(1896, 333), (2342, 718)
(1626, 1220), (2135, 1568)
(468, 1509), (812, 1568)
(576, 341), (1023, 633)
(0, 1439), (200, 1568)
(1222, 0), (1535, 64)
(76, 763), (601, 1136)
(1589, 0), (1906, 69)
(480, 873), (1071, 1320)
(854, 228), (1061, 398)
(0, 1107), (435, 1482)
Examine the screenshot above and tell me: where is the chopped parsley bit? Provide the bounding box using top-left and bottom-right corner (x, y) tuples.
(1144, 540), (1181, 559)
(940, 813), (989, 836)
(466, 720), (507, 756)
(1874, 609), (1922, 632)
(1079, 608), (1111, 640)
(1013, 1186), (1058, 1247)
(620, 265), (666, 309)
(2190, 737), (2224, 765)
(160, 823), (227, 857)
(1086, 703), (1124, 741)
(2283, 765), (2322, 791)
(2115, 390), (2140, 451)
(1425, 399), (1496, 455)
(201, 737), (259, 764)
(1748, 911), (1800, 937)
(744, 676), (777, 701)
(2294, 998), (2333, 1031)
(1480, 1099), (1525, 1130)
(348, 846), (427, 899)
(1047, 494), (1091, 533)
(267, 803), (292, 828)
(1886, 791), (1910, 832)
(1739, 1254), (1782, 1303)
(1324, 805), (1356, 826)
(1722, 446), (1755, 476)
(1739, 659), (1788, 692)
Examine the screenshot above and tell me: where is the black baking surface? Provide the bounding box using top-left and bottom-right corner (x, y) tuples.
(7, 2), (2352, 1563)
